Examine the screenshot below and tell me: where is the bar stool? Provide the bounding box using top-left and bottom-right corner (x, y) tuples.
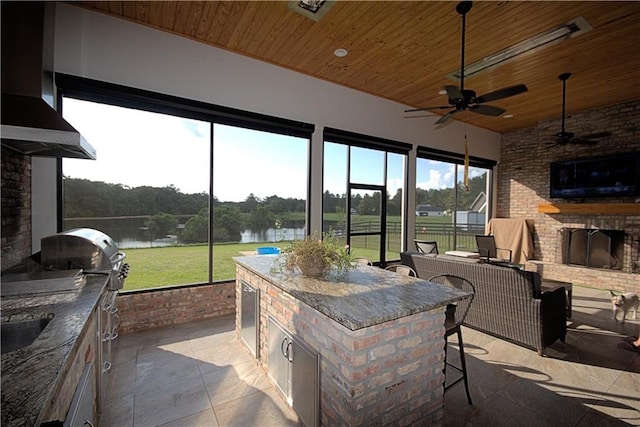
(384, 264), (417, 277)
(429, 274), (476, 405)
(352, 257), (373, 266)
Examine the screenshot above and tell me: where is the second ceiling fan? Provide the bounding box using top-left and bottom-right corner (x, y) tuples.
(406, 1), (528, 129)
(546, 72), (611, 148)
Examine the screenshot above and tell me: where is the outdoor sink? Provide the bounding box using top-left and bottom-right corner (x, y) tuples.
(1, 314), (54, 355)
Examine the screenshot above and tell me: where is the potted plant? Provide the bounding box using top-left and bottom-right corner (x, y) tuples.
(273, 232), (353, 278)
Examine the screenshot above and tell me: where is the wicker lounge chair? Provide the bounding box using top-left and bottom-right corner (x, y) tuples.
(401, 251), (567, 355)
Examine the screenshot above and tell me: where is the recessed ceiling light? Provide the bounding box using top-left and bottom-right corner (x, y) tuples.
(503, 114), (514, 119)
(334, 48), (348, 58)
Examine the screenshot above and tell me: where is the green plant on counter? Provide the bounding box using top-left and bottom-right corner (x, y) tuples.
(272, 232), (354, 278)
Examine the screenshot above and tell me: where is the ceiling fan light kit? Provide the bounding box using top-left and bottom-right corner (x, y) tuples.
(405, 0), (528, 129)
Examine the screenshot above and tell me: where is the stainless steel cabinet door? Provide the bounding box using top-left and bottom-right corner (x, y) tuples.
(268, 317), (291, 403)
(64, 363), (95, 427)
(240, 281), (259, 356)
(268, 316), (319, 426)
(291, 338), (320, 427)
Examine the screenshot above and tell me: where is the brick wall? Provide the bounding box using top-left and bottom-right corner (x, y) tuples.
(499, 100), (640, 293)
(117, 282), (236, 334)
(236, 265), (446, 426)
(1, 146), (32, 272)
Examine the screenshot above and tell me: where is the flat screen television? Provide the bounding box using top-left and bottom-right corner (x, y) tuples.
(550, 152), (640, 199)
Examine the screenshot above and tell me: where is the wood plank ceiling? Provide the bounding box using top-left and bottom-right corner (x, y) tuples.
(73, 1), (640, 134)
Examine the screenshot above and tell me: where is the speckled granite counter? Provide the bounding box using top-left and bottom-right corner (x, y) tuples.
(235, 255), (472, 426)
(234, 255), (469, 331)
(1, 274), (107, 427)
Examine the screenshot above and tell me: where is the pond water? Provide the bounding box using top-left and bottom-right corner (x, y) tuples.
(64, 217), (306, 249)
(241, 227), (306, 243)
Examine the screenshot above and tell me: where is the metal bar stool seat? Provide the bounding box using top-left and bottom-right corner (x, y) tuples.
(429, 274), (476, 405)
(384, 264), (417, 277)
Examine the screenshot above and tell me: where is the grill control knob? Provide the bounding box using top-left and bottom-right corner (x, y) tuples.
(118, 263), (130, 279)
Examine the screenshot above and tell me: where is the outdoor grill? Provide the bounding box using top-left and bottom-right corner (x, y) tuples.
(39, 227), (128, 412)
(40, 228), (129, 290)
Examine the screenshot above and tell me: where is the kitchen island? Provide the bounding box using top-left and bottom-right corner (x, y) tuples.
(234, 255), (471, 426)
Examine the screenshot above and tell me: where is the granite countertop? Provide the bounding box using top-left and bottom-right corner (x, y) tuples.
(234, 255), (471, 331)
(1, 274), (108, 427)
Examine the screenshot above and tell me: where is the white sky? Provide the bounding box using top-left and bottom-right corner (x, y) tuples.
(62, 99), (480, 202)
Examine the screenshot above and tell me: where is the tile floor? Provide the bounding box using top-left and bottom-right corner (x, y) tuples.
(100, 285), (640, 426)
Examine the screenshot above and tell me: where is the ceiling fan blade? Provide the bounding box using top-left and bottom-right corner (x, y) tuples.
(580, 131), (611, 140)
(404, 114), (433, 119)
(469, 104), (506, 117)
(571, 138), (599, 145)
(444, 85), (464, 102)
(404, 105), (451, 113)
(433, 110), (458, 129)
(474, 84), (528, 104)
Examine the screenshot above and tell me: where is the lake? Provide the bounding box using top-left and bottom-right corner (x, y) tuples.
(64, 216), (306, 249)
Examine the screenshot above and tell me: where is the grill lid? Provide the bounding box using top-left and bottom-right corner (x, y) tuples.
(40, 228), (123, 272)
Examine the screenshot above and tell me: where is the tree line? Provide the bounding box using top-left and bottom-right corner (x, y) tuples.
(415, 173), (487, 212)
(64, 174), (486, 243)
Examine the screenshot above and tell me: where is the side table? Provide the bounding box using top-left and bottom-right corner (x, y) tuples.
(541, 279), (573, 319)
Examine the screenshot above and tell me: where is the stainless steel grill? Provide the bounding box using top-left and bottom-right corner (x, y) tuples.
(40, 228), (129, 290)
(39, 228), (128, 413)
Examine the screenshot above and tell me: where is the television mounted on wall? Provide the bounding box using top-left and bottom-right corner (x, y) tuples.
(550, 152), (640, 199)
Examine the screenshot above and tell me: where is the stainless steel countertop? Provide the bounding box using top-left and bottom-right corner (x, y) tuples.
(1, 274), (108, 427)
(234, 255), (471, 331)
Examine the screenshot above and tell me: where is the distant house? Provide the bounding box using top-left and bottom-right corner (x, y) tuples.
(469, 192), (487, 213)
(453, 191), (487, 229)
(416, 204), (444, 217)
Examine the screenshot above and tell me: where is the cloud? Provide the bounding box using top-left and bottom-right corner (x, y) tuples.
(181, 120), (209, 138)
(212, 126), (308, 202)
(417, 168), (454, 190)
(386, 177), (404, 196)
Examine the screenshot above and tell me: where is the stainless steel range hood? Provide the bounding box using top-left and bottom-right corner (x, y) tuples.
(2, 94), (96, 159)
(1, 2), (96, 160)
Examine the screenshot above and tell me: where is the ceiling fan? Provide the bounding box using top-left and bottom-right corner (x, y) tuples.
(546, 72), (611, 147)
(405, 1), (528, 129)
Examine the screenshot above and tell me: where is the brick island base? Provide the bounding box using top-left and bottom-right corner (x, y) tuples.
(235, 262), (451, 426)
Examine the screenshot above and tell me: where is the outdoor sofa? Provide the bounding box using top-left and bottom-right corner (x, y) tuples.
(400, 251), (567, 355)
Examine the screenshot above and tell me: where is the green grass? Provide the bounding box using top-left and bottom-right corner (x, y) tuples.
(124, 242), (267, 291)
(124, 240), (381, 291)
(123, 217), (463, 291)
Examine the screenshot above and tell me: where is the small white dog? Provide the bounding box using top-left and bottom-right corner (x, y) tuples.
(610, 290), (639, 323)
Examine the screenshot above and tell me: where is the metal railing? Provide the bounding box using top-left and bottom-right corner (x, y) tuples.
(348, 221), (484, 253)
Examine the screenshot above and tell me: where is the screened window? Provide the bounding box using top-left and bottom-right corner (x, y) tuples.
(60, 77), (311, 290)
(416, 147), (494, 252)
(212, 124), (308, 279)
(63, 99), (212, 289)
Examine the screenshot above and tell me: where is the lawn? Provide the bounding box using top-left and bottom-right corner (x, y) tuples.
(123, 241), (379, 291)
(124, 243), (259, 290)
(122, 217), (465, 291)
